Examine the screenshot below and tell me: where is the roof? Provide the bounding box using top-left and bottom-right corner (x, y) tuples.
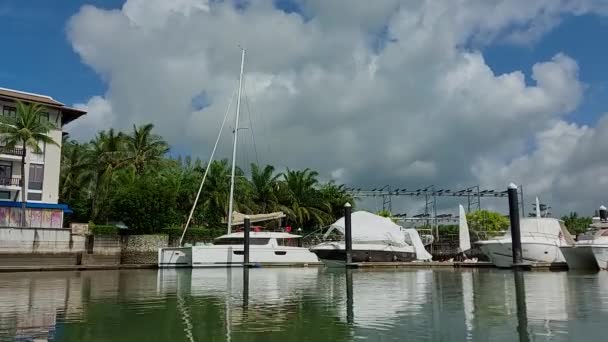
(0, 87), (64, 106)
(0, 87), (87, 126)
(217, 232), (302, 239)
(229, 211), (286, 226)
(0, 201), (73, 213)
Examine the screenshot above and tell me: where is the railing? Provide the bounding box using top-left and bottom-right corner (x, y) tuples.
(0, 146), (24, 156)
(0, 177), (21, 186)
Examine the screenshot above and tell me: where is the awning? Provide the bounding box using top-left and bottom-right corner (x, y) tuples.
(0, 201), (73, 213)
(230, 211), (286, 226)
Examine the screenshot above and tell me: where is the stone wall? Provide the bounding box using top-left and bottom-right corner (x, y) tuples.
(120, 234), (168, 264)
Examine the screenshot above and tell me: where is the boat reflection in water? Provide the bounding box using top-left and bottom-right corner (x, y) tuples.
(1, 269), (608, 340)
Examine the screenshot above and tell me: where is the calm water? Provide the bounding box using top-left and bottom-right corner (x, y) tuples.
(0, 268), (607, 341)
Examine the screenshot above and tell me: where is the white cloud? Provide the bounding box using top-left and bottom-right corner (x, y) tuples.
(67, 96), (115, 141)
(66, 0), (608, 215)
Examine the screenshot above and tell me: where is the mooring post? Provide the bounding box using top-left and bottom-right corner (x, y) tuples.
(344, 202), (353, 265)
(508, 183), (523, 266)
(244, 216), (250, 267)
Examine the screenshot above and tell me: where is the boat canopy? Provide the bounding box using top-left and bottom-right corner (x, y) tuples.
(506, 218), (575, 244)
(229, 211), (286, 226)
(324, 211), (408, 247)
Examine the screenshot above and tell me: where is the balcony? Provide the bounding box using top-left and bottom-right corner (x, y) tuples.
(0, 177), (21, 187)
(0, 146), (24, 156)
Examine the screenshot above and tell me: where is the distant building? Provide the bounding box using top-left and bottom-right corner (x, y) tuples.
(0, 87), (86, 227)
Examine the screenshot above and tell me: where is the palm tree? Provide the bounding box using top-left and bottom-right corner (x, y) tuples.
(250, 164), (282, 213)
(0, 101), (57, 226)
(280, 168), (331, 230)
(319, 182), (354, 221)
(125, 123), (169, 174)
(60, 136), (93, 203)
(88, 129), (128, 222)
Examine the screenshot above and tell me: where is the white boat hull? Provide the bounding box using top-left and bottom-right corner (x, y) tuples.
(592, 245), (608, 270)
(478, 241), (565, 268)
(158, 247), (193, 268)
(191, 245), (319, 267)
(560, 245), (598, 270)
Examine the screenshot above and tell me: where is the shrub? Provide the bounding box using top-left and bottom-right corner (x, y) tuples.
(90, 224), (119, 235)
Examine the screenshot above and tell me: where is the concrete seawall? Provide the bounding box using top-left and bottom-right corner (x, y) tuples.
(0, 226), (169, 267)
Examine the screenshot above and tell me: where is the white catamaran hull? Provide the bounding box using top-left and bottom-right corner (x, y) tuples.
(191, 246), (320, 267)
(159, 247), (193, 268)
(478, 240), (565, 268)
(592, 245), (608, 270)
(560, 245), (598, 270)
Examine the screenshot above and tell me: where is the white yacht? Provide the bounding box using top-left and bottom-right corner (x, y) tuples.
(158, 49), (320, 268)
(560, 207), (608, 270)
(476, 217), (573, 268)
(310, 211), (432, 266)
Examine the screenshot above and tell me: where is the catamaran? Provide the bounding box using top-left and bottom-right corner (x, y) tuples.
(158, 49), (320, 268)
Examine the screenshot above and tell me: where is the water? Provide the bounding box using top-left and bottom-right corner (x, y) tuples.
(0, 268), (607, 341)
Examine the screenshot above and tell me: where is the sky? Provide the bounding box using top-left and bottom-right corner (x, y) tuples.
(2, 0), (608, 216)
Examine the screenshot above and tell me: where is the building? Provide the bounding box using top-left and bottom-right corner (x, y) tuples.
(0, 87), (86, 227)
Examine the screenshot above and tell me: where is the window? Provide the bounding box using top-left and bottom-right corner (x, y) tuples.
(27, 192), (42, 201)
(277, 238), (299, 247)
(0, 191), (9, 200)
(0, 162), (12, 183)
(28, 164), (44, 190)
(2, 106), (16, 117)
(213, 238), (270, 246)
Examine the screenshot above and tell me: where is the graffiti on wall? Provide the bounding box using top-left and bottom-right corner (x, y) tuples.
(0, 207), (63, 228)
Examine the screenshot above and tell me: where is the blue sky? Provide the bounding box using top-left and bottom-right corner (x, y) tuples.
(1, 0), (607, 124)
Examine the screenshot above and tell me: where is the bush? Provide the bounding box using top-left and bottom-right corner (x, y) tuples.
(163, 227), (225, 243)
(111, 174), (179, 234)
(90, 224), (119, 235)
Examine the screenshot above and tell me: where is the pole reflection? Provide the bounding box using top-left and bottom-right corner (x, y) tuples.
(346, 269), (354, 325)
(513, 271), (530, 342)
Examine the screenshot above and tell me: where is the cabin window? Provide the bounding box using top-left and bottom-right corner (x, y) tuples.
(276, 238), (299, 247)
(213, 238), (270, 245)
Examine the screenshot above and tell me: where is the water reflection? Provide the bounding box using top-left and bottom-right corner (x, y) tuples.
(0, 269), (607, 341)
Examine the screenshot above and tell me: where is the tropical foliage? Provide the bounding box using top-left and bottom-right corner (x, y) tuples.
(60, 124), (353, 234)
(561, 212), (592, 236)
(466, 209), (510, 235)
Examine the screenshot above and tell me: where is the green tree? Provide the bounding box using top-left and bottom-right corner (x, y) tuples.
(279, 168), (331, 230)
(111, 173), (179, 233)
(377, 209), (392, 218)
(0, 101), (57, 226)
(89, 129), (128, 222)
(466, 209), (510, 236)
(60, 136), (94, 222)
(319, 182), (354, 221)
(125, 123), (169, 175)
(561, 212), (592, 236)
(250, 163), (282, 213)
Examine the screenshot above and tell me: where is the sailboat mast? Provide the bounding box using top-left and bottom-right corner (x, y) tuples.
(227, 48), (246, 234)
